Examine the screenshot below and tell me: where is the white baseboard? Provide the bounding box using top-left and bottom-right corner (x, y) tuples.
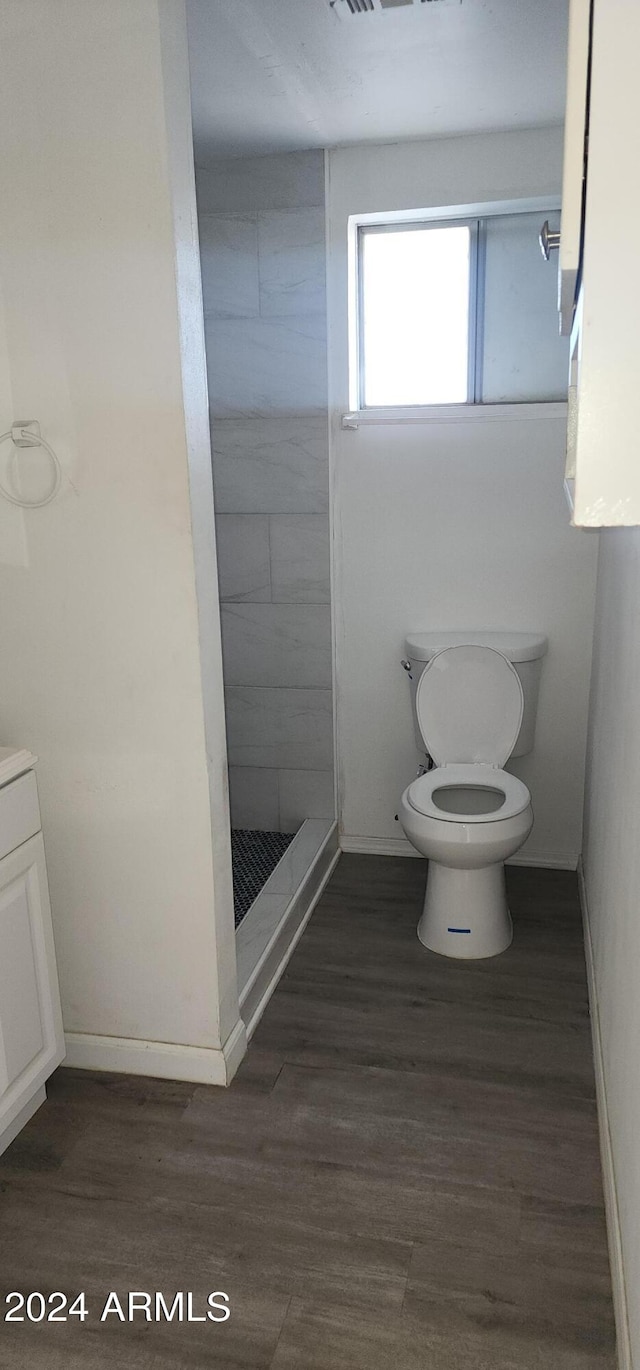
(578, 859), (632, 1370)
(340, 835), (421, 858)
(506, 851), (579, 871)
(221, 1019), (249, 1084)
(63, 1017), (247, 1088)
(340, 833), (579, 870)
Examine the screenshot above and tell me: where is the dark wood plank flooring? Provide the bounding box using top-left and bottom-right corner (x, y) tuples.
(0, 856), (616, 1368)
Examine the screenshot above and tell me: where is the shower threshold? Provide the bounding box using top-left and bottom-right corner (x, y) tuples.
(236, 817), (338, 1038)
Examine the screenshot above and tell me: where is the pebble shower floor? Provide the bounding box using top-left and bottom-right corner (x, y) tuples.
(231, 829), (296, 927)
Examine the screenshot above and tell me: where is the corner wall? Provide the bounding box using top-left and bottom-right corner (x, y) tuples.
(327, 128), (599, 867)
(0, 0), (241, 1081)
(583, 528), (640, 1362)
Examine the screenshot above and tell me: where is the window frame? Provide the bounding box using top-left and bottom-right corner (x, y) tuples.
(347, 196), (562, 421)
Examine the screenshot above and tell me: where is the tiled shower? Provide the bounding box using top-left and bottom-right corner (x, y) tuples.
(196, 150), (335, 930)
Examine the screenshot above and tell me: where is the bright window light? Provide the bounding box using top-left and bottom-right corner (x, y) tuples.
(360, 224), (472, 407)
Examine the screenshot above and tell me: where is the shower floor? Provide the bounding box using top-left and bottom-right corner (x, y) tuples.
(231, 828), (296, 927)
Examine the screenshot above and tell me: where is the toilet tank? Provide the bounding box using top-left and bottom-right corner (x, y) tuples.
(404, 631), (548, 760)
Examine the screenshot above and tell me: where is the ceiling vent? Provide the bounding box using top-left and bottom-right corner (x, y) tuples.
(330, 0), (461, 16)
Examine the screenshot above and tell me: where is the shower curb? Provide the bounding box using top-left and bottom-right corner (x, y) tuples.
(238, 819), (339, 1039)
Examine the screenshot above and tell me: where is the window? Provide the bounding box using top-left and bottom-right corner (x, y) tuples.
(356, 209), (568, 410)
(360, 223), (473, 407)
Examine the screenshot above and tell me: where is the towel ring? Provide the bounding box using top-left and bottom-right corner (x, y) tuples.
(0, 425), (62, 507)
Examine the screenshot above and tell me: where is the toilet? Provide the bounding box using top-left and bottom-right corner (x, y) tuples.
(398, 632), (547, 959)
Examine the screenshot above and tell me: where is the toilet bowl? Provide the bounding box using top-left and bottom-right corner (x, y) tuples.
(399, 643), (534, 959)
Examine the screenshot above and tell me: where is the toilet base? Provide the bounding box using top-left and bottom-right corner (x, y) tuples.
(417, 860), (513, 960)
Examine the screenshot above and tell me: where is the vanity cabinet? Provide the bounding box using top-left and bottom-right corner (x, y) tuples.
(0, 754), (64, 1155)
(560, 0), (640, 526)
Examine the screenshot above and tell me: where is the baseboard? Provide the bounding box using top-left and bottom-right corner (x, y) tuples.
(63, 1017), (247, 1088)
(339, 835), (422, 858)
(578, 859), (632, 1370)
(507, 851), (580, 871)
(219, 1019), (248, 1084)
(340, 833), (579, 870)
(240, 824), (339, 1039)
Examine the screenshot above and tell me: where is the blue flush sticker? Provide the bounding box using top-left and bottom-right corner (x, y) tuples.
(447, 927), (471, 934)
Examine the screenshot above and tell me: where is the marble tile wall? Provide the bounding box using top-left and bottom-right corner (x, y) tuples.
(197, 151), (334, 833)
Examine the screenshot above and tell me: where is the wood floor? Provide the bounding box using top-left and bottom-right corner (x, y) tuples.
(0, 856), (616, 1369)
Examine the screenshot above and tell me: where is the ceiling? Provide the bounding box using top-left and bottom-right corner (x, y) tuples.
(187, 0), (569, 167)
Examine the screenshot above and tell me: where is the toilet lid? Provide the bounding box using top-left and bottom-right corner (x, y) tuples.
(415, 644), (524, 766)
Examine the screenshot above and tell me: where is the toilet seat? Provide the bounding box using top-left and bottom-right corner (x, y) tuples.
(406, 764), (531, 824)
(415, 644), (524, 767)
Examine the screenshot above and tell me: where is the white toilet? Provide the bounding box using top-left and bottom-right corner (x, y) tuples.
(398, 632), (547, 959)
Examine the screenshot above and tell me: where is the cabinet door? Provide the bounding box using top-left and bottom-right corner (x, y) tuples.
(0, 834), (64, 1141)
(571, 0), (640, 525)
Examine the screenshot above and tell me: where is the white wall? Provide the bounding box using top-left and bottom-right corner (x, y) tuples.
(0, 0), (242, 1082)
(327, 129), (599, 867)
(583, 528), (640, 1362)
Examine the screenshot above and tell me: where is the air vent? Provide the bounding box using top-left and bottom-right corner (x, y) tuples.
(334, 0), (375, 12)
(330, 0), (460, 16)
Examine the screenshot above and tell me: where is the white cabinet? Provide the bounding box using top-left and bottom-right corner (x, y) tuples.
(560, 0), (640, 527)
(0, 761), (64, 1155)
